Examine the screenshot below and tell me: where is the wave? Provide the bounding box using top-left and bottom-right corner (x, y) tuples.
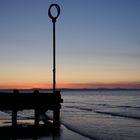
(64, 106), (140, 120)
(65, 102), (140, 109)
(62, 123), (97, 140)
(64, 106), (93, 112)
(119, 105), (140, 109)
(95, 111), (140, 120)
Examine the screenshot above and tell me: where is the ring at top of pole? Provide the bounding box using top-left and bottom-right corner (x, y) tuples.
(48, 4), (60, 22)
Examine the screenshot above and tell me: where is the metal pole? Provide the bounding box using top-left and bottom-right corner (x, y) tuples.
(48, 4), (60, 94)
(53, 20), (56, 94)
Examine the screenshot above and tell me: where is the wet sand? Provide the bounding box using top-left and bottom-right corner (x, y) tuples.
(0, 119), (92, 140)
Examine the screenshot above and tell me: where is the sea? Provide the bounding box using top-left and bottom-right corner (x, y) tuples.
(0, 90), (140, 140)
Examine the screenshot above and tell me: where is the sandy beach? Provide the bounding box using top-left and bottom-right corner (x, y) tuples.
(0, 118), (92, 140)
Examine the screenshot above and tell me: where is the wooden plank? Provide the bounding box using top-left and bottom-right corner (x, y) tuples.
(0, 92), (62, 110)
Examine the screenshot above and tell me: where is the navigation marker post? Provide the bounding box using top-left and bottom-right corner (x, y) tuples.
(48, 4), (61, 127)
(48, 4), (60, 94)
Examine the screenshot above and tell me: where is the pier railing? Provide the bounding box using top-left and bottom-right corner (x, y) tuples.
(0, 89), (63, 127)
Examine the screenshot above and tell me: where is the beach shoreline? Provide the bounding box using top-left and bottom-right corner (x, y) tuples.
(0, 117), (92, 140)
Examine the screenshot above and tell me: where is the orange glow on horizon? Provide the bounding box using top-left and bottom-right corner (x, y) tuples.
(0, 82), (139, 89)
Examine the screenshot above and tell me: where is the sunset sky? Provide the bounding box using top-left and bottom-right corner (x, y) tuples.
(0, 0), (140, 89)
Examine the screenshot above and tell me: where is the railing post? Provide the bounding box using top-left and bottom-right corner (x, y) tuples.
(34, 90), (40, 126)
(12, 89), (18, 127)
(53, 91), (61, 127)
(53, 109), (60, 127)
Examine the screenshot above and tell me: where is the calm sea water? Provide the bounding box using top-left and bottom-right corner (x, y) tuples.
(61, 90), (140, 140)
(0, 90), (140, 140)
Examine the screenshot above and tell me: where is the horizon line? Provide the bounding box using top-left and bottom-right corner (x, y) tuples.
(0, 87), (140, 91)
(0, 82), (140, 89)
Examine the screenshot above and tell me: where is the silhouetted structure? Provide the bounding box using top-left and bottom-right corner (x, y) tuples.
(48, 4), (60, 94)
(0, 89), (62, 127)
(0, 3), (62, 139)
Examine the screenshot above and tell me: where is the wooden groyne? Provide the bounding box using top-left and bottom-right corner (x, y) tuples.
(0, 89), (63, 128)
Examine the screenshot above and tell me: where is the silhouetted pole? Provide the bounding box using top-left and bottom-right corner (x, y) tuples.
(48, 4), (60, 94)
(12, 89), (19, 127)
(34, 90), (39, 126)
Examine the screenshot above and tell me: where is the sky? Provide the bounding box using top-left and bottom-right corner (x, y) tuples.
(0, 0), (140, 89)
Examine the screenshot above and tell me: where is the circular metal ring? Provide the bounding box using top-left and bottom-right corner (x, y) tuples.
(48, 4), (60, 21)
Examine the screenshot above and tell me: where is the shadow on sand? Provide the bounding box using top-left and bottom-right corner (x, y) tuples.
(0, 123), (60, 140)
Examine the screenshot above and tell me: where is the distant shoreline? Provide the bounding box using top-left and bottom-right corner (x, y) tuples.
(0, 88), (140, 92)
(60, 88), (140, 91)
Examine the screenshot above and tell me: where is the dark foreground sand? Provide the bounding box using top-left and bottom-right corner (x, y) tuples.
(0, 119), (92, 140)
